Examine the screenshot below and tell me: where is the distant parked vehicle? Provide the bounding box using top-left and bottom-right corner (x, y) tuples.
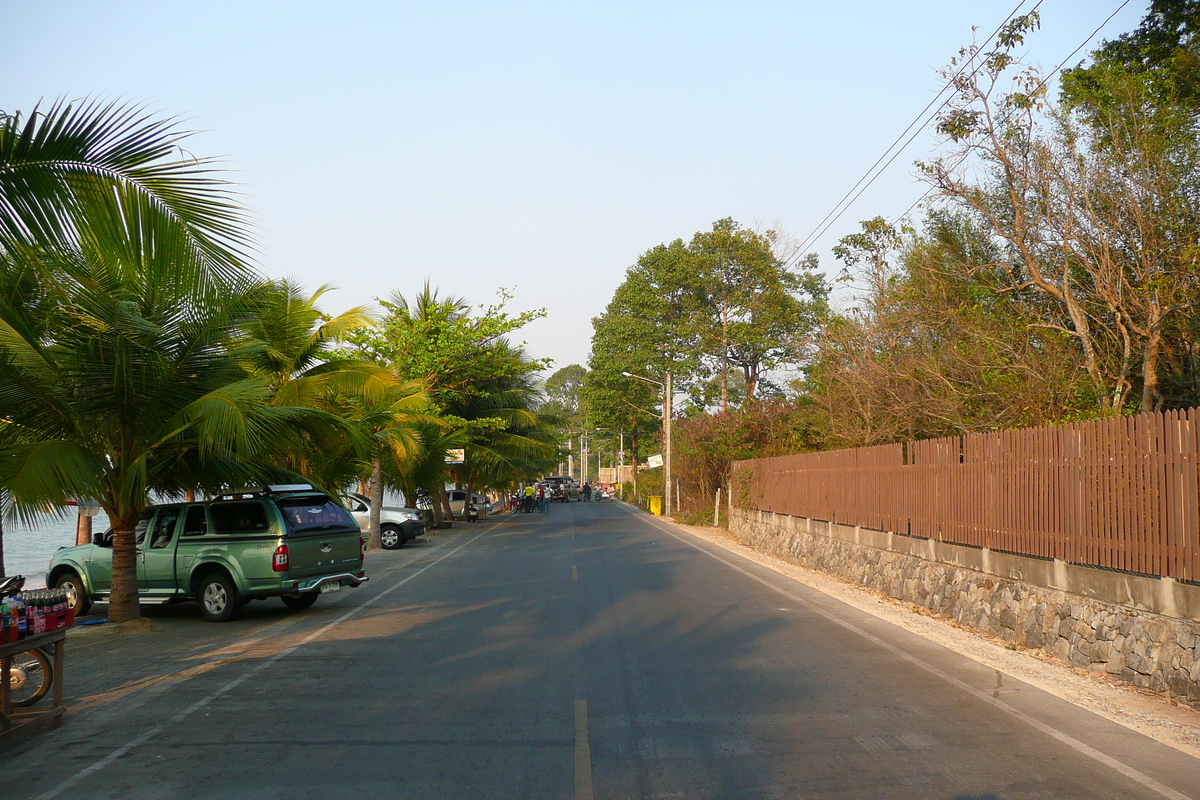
(541, 476), (581, 502)
(47, 485), (368, 622)
(341, 492), (426, 549)
(447, 490), (488, 518)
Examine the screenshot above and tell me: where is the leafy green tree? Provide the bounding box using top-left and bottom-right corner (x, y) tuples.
(543, 364), (587, 422)
(689, 218), (828, 406)
(0, 248), (348, 622)
(351, 284), (552, 517)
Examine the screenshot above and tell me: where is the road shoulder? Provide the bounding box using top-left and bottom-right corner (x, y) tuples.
(651, 512), (1200, 760)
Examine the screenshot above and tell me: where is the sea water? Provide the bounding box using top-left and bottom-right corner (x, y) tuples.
(3, 513), (109, 588)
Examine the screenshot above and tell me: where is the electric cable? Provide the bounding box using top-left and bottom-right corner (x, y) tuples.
(789, 0), (1131, 265)
(790, 0), (1042, 260)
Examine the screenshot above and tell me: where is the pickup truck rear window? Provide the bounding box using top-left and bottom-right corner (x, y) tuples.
(277, 496), (358, 536)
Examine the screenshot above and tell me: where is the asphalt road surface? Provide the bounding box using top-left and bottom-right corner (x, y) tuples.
(6, 501), (1200, 799)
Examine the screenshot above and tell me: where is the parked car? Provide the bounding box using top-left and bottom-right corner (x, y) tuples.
(47, 485), (368, 622)
(341, 492), (425, 549)
(447, 490), (488, 518)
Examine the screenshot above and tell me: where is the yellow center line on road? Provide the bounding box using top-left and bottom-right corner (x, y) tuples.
(574, 698), (594, 800)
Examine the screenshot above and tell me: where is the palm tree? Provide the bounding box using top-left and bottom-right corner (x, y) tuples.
(0, 99), (267, 621)
(0, 245), (353, 621)
(0, 98), (253, 283)
(239, 280), (396, 409)
(345, 385), (430, 547)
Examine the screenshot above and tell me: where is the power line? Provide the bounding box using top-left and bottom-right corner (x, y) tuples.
(889, 0), (1134, 231)
(790, 0), (1041, 261)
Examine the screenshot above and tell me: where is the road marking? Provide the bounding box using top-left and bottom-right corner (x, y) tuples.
(34, 521), (501, 800)
(574, 699), (594, 800)
(572, 564), (579, 582)
(629, 508), (1194, 800)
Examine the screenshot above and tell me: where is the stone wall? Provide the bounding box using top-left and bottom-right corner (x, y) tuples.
(730, 507), (1200, 706)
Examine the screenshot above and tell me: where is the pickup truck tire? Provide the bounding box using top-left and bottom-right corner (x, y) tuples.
(380, 524), (406, 550)
(198, 573), (242, 622)
(280, 593), (319, 610)
(55, 571), (92, 617)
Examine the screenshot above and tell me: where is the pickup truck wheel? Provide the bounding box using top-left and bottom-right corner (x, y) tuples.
(198, 573), (242, 622)
(280, 593), (319, 610)
(380, 524), (405, 550)
(55, 571), (91, 617)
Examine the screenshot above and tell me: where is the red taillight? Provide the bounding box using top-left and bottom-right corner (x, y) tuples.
(273, 544), (289, 572)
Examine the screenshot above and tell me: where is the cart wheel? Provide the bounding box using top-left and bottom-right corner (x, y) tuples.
(9, 649), (52, 707)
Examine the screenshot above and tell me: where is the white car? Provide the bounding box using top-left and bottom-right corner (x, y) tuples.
(342, 492), (426, 549)
(447, 490), (489, 519)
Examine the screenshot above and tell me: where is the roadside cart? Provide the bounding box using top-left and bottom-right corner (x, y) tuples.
(0, 629), (67, 736)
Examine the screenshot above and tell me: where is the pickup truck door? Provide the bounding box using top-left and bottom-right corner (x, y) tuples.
(139, 505), (182, 595)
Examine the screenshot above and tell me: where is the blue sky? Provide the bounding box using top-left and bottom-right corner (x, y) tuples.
(2, 1), (1148, 374)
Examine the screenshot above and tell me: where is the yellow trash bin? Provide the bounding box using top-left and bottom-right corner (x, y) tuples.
(649, 495), (663, 516)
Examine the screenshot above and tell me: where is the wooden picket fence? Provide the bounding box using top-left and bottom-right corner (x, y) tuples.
(731, 409), (1200, 581)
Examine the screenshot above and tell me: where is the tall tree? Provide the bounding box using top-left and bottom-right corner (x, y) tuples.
(0, 100), (262, 620)
(921, 13), (1200, 412)
(351, 284), (551, 515)
(689, 218), (828, 405)
(0, 247), (346, 622)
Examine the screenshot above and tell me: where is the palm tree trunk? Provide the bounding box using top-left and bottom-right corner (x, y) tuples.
(368, 458), (383, 550)
(108, 526), (141, 623)
(437, 485), (455, 522)
(429, 492), (445, 528)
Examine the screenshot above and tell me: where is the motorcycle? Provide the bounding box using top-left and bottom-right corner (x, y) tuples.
(0, 575), (53, 708)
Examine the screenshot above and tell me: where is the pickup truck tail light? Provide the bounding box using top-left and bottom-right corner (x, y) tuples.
(273, 544), (289, 572)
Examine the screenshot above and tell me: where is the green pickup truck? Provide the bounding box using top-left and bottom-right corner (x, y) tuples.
(46, 486), (368, 622)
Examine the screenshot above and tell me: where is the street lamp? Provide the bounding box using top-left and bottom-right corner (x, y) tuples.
(621, 370), (672, 517)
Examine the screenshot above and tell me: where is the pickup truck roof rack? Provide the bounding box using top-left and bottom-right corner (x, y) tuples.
(215, 484), (315, 500)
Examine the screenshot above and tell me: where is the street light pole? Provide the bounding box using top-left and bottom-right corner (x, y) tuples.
(621, 370), (672, 517)
(665, 371), (672, 516)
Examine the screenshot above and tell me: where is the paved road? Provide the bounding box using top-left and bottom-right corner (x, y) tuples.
(5, 501), (1200, 799)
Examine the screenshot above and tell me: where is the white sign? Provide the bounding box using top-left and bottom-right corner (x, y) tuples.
(445, 448), (465, 464)
(647, 454), (664, 468)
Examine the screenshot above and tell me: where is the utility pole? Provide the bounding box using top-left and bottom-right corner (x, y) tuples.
(664, 372), (672, 518)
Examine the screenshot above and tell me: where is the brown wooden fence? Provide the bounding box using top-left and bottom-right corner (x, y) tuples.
(731, 408), (1200, 581)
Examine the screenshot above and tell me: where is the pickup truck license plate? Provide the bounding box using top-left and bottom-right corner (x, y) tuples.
(321, 580), (341, 593)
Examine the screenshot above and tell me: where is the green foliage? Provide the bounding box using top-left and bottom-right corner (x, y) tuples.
(351, 283), (557, 504)
(0, 98), (254, 287)
(586, 218), (829, 444)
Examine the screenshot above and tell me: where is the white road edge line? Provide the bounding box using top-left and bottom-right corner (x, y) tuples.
(35, 521), (499, 800)
(626, 506), (1194, 800)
